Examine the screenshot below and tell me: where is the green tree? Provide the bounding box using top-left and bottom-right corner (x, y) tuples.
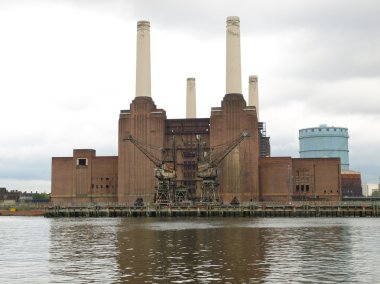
(32, 193), (50, 202)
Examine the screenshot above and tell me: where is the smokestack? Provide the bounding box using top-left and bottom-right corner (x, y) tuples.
(135, 20), (151, 97)
(249, 75), (259, 119)
(226, 16), (242, 95)
(186, 78), (196, 118)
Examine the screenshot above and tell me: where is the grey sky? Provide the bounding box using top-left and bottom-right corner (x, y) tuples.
(0, 0), (379, 192)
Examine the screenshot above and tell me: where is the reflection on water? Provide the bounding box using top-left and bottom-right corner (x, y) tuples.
(49, 219), (120, 283)
(1, 217), (380, 283)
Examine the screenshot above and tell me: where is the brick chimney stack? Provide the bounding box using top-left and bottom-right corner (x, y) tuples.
(186, 78), (196, 118)
(226, 16), (242, 95)
(135, 20), (151, 97)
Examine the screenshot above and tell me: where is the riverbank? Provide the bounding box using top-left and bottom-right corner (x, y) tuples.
(45, 201), (380, 217)
(0, 208), (45, 216)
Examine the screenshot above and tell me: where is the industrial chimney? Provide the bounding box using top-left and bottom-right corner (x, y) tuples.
(226, 16), (242, 95)
(186, 78), (196, 118)
(249, 75), (259, 120)
(135, 20), (151, 97)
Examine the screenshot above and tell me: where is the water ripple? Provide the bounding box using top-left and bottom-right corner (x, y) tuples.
(1, 217), (380, 283)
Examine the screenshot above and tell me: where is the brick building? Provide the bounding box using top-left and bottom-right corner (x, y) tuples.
(51, 17), (341, 205)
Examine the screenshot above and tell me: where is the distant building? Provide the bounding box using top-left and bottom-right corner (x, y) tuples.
(19, 191), (34, 203)
(0, 188), (6, 201)
(0, 188), (49, 203)
(362, 183), (379, 197)
(341, 171), (363, 197)
(299, 124), (349, 170)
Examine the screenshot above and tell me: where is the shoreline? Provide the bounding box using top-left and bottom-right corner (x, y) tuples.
(0, 209), (45, 217)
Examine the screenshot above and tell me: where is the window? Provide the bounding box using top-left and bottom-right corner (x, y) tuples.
(77, 158), (88, 166)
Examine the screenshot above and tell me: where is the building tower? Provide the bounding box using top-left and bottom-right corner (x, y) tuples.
(248, 75), (259, 120)
(209, 16), (259, 203)
(186, 78), (196, 118)
(118, 21), (166, 204)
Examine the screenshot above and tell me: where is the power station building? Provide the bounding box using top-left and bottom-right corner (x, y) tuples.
(51, 17), (342, 205)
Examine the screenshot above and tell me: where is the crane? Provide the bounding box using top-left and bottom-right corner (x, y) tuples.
(125, 134), (176, 205)
(197, 132), (250, 203)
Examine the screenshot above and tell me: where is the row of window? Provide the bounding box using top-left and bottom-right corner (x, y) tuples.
(296, 185), (310, 192)
(91, 184), (117, 191)
(93, 177), (115, 181)
(301, 128), (347, 133)
(184, 172), (196, 179)
(183, 162), (197, 170)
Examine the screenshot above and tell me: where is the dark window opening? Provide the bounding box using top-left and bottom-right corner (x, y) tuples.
(77, 158), (87, 166)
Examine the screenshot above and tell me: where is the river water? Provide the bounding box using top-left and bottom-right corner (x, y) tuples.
(0, 217), (379, 283)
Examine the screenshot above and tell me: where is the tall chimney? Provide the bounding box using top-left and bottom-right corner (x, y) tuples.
(135, 20), (151, 97)
(249, 75), (259, 119)
(226, 16), (242, 94)
(186, 78), (196, 118)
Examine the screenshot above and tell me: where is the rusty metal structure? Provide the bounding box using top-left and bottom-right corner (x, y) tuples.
(197, 132), (250, 204)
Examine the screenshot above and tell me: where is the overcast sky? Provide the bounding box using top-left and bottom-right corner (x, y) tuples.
(1, 0), (379, 192)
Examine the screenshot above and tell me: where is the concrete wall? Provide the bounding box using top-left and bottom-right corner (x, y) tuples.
(91, 156), (118, 202)
(51, 150), (117, 204)
(259, 157), (292, 202)
(51, 157), (73, 203)
(118, 97), (166, 204)
(292, 158), (341, 201)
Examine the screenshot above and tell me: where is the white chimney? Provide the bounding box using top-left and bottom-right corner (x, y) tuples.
(249, 75), (259, 120)
(226, 16), (242, 94)
(186, 78), (196, 118)
(135, 20), (151, 97)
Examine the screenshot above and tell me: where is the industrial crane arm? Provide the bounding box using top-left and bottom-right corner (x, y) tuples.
(197, 132), (250, 179)
(212, 131), (250, 167)
(124, 134), (162, 167)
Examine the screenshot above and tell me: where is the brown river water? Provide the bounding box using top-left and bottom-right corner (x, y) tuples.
(0, 217), (379, 283)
